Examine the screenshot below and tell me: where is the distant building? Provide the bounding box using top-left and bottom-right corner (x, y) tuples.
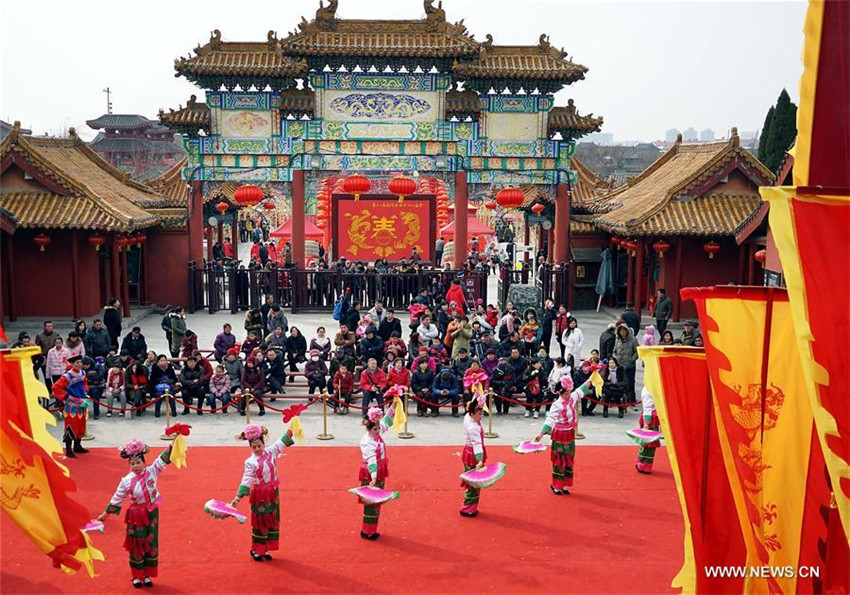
(86, 114), (185, 181)
(699, 128), (715, 141)
(574, 142), (663, 186)
(0, 120), (31, 141)
(683, 127), (698, 141)
(665, 128), (680, 143)
(581, 132), (614, 145)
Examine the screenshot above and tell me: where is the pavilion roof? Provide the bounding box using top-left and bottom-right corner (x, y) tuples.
(280, 2), (479, 64)
(145, 157), (189, 208)
(159, 95), (211, 134)
(548, 99), (603, 139)
(518, 156), (612, 209)
(454, 36), (587, 90)
(591, 129), (774, 237)
(86, 114), (152, 130)
(174, 30), (307, 90)
(0, 123), (166, 232)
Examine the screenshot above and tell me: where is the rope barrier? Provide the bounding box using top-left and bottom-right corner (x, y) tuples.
(249, 393), (322, 413)
(48, 395), (167, 413)
(407, 392), (464, 409)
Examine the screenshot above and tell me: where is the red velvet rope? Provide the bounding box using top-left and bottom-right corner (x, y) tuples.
(48, 394), (167, 413)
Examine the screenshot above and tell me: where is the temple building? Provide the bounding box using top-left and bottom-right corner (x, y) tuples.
(159, 0), (603, 285)
(0, 122), (195, 320)
(86, 114), (185, 181)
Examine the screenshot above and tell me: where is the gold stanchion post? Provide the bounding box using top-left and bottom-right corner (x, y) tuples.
(317, 389), (334, 440)
(398, 389), (414, 439)
(484, 388), (499, 439)
(160, 390), (175, 440)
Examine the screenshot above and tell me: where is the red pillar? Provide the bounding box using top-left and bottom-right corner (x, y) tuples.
(737, 241), (747, 285)
(141, 243), (150, 305)
(454, 171), (468, 266)
(292, 170), (306, 268)
(553, 183), (571, 264)
(70, 231), (80, 320)
(634, 238), (644, 317)
(188, 181), (204, 265)
(206, 226), (214, 262)
(111, 236), (120, 302)
(5, 233), (16, 321)
(546, 227), (554, 262)
(218, 220), (224, 246)
(121, 244), (131, 317)
(626, 250), (634, 304)
(673, 237), (684, 321)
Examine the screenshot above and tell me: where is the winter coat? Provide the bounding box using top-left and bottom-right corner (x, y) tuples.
(180, 334), (198, 359)
(103, 306), (122, 341)
(359, 367), (386, 392)
(120, 333), (147, 361)
(179, 365), (204, 390)
(106, 368), (125, 391)
(213, 332), (236, 361)
(654, 295), (673, 320)
(170, 316), (187, 353)
(46, 346), (70, 377)
(432, 373), (460, 398)
(85, 328), (112, 358)
(284, 335), (307, 361)
(359, 333), (385, 364)
(309, 337), (332, 361)
(490, 363), (515, 393)
(223, 358), (244, 387)
(599, 328), (616, 361)
(265, 355), (287, 383)
(149, 365), (178, 395)
(481, 356), (498, 379)
(451, 356), (473, 379)
(304, 359), (328, 381)
(210, 373), (231, 396)
(620, 310), (641, 337)
(387, 366), (411, 388)
(267, 310), (288, 334)
(377, 317), (402, 342)
(35, 330), (59, 356)
(450, 323), (473, 358)
(241, 364), (265, 392)
(562, 327), (585, 362)
(332, 370), (354, 394)
(411, 368), (435, 393)
(612, 324), (639, 369)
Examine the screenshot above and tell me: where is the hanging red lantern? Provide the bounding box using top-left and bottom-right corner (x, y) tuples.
(495, 187), (525, 209)
(343, 174), (370, 200)
(531, 203), (545, 215)
(88, 233), (106, 251)
(484, 200), (497, 211)
(33, 233), (51, 252)
(611, 236), (622, 248)
(135, 233), (147, 247)
(625, 240), (639, 256)
(703, 241), (721, 259)
(263, 202), (276, 211)
(234, 184), (264, 207)
(652, 239), (671, 258)
(388, 175), (417, 203)
(215, 201), (229, 214)
(754, 249), (767, 264)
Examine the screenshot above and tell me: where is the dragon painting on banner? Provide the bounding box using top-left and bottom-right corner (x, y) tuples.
(334, 197), (433, 262)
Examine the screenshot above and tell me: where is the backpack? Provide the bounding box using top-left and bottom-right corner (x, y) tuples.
(332, 296), (346, 321)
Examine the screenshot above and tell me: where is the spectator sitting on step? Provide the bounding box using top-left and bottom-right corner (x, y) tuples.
(431, 368), (461, 417)
(223, 349), (244, 397)
(359, 325), (385, 368)
(377, 309), (402, 343)
(359, 358), (387, 416)
(120, 326), (147, 362)
(209, 365), (231, 414)
(309, 326), (332, 361)
(179, 356), (206, 416)
(334, 323), (357, 360)
(180, 330), (199, 359)
(264, 348), (287, 399)
(241, 331), (261, 358)
(304, 349), (328, 395)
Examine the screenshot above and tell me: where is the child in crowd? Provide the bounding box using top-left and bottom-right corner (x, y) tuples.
(209, 365), (232, 414)
(105, 365), (128, 419)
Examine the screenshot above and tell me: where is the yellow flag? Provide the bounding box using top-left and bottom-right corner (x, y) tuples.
(589, 369), (604, 398)
(392, 396), (407, 434)
(170, 435), (188, 469)
(289, 417), (304, 443)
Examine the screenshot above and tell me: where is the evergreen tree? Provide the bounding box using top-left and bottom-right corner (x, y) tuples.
(757, 106), (774, 163)
(762, 89), (797, 173)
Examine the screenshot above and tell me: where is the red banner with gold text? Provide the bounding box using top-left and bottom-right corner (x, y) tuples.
(334, 195), (434, 262)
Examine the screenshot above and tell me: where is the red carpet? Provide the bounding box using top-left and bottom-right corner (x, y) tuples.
(1, 445), (682, 594)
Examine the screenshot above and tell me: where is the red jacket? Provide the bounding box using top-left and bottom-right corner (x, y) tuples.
(387, 366), (411, 389)
(359, 368), (386, 392)
(485, 309), (499, 329)
(445, 284), (466, 313)
(332, 371), (354, 394)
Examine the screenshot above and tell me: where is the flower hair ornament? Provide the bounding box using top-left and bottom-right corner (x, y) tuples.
(560, 375), (574, 393)
(119, 439), (149, 459)
(367, 407), (383, 424)
(238, 424), (268, 442)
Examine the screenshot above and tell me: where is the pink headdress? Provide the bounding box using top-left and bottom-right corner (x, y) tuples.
(367, 407), (383, 423)
(476, 394), (487, 408)
(384, 385), (405, 399)
(242, 424), (263, 441)
(560, 375), (574, 393)
(463, 371), (488, 391)
(119, 439), (149, 459)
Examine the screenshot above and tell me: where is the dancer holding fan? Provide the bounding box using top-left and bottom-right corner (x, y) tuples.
(533, 374), (595, 495)
(630, 387), (662, 474)
(229, 423), (295, 561)
(460, 395), (487, 517)
(96, 440), (174, 589)
(358, 404), (395, 540)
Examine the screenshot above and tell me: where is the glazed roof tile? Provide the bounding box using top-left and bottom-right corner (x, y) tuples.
(454, 40), (587, 82)
(548, 100), (603, 138)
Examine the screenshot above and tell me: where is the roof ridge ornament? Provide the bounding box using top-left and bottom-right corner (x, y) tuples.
(538, 33), (550, 53)
(210, 29), (222, 51)
(267, 30), (279, 51)
(315, 0), (338, 30)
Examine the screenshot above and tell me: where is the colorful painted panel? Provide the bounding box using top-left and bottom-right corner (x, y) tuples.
(484, 95), (553, 113)
(320, 155), (436, 171)
(334, 196), (434, 262)
(219, 110), (273, 139)
(486, 112), (539, 141)
(322, 90), (438, 123)
(315, 73), (451, 92)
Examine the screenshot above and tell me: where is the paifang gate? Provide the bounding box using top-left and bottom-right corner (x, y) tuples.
(333, 193), (436, 263)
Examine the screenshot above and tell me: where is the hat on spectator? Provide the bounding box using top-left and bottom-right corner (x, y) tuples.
(227, 348), (239, 356)
(68, 354), (83, 363)
(309, 349), (320, 357)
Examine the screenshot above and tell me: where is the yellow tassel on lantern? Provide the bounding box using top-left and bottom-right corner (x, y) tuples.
(170, 435), (189, 469)
(472, 382), (489, 413)
(392, 396), (407, 434)
(590, 369), (604, 398)
(289, 416), (304, 443)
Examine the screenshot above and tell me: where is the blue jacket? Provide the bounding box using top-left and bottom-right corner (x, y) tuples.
(431, 373), (459, 398)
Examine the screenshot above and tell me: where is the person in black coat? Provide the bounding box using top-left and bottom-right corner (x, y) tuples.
(601, 356), (628, 419)
(539, 299), (556, 353)
(283, 327), (307, 384)
(120, 326), (147, 362)
(489, 357), (515, 415)
(178, 356), (206, 415)
(359, 326), (385, 367)
(264, 349), (287, 398)
(410, 359), (436, 417)
(342, 301), (361, 337)
(103, 298), (122, 350)
(149, 355), (179, 418)
(598, 324), (616, 361)
(620, 303), (641, 337)
(377, 309), (402, 343)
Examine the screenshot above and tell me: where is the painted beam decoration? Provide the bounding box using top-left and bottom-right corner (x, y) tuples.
(333, 194), (435, 262)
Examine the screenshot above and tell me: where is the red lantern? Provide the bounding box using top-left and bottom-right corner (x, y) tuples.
(484, 201), (497, 211)
(611, 236), (622, 248)
(652, 239), (671, 258)
(33, 233), (51, 252)
(531, 203), (545, 215)
(234, 185), (264, 207)
(263, 202), (276, 211)
(625, 240), (639, 256)
(754, 249), (767, 264)
(343, 174), (370, 200)
(388, 175), (417, 203)
(135, 233), (147, 247)
(215, 201), (229, 214)
(703, 241), (721, 259)
(495, 188), (525, 209)
(88, 234), (106, 251)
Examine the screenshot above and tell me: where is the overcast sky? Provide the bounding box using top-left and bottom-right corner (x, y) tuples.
(1, 0), (806, 142)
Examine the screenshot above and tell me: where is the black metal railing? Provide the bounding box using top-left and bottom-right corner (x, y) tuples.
(498, 263), (571, 309)
(188, 261), (488, 314)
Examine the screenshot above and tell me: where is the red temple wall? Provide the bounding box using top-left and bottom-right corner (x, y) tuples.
(144, 230), (190, 308)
